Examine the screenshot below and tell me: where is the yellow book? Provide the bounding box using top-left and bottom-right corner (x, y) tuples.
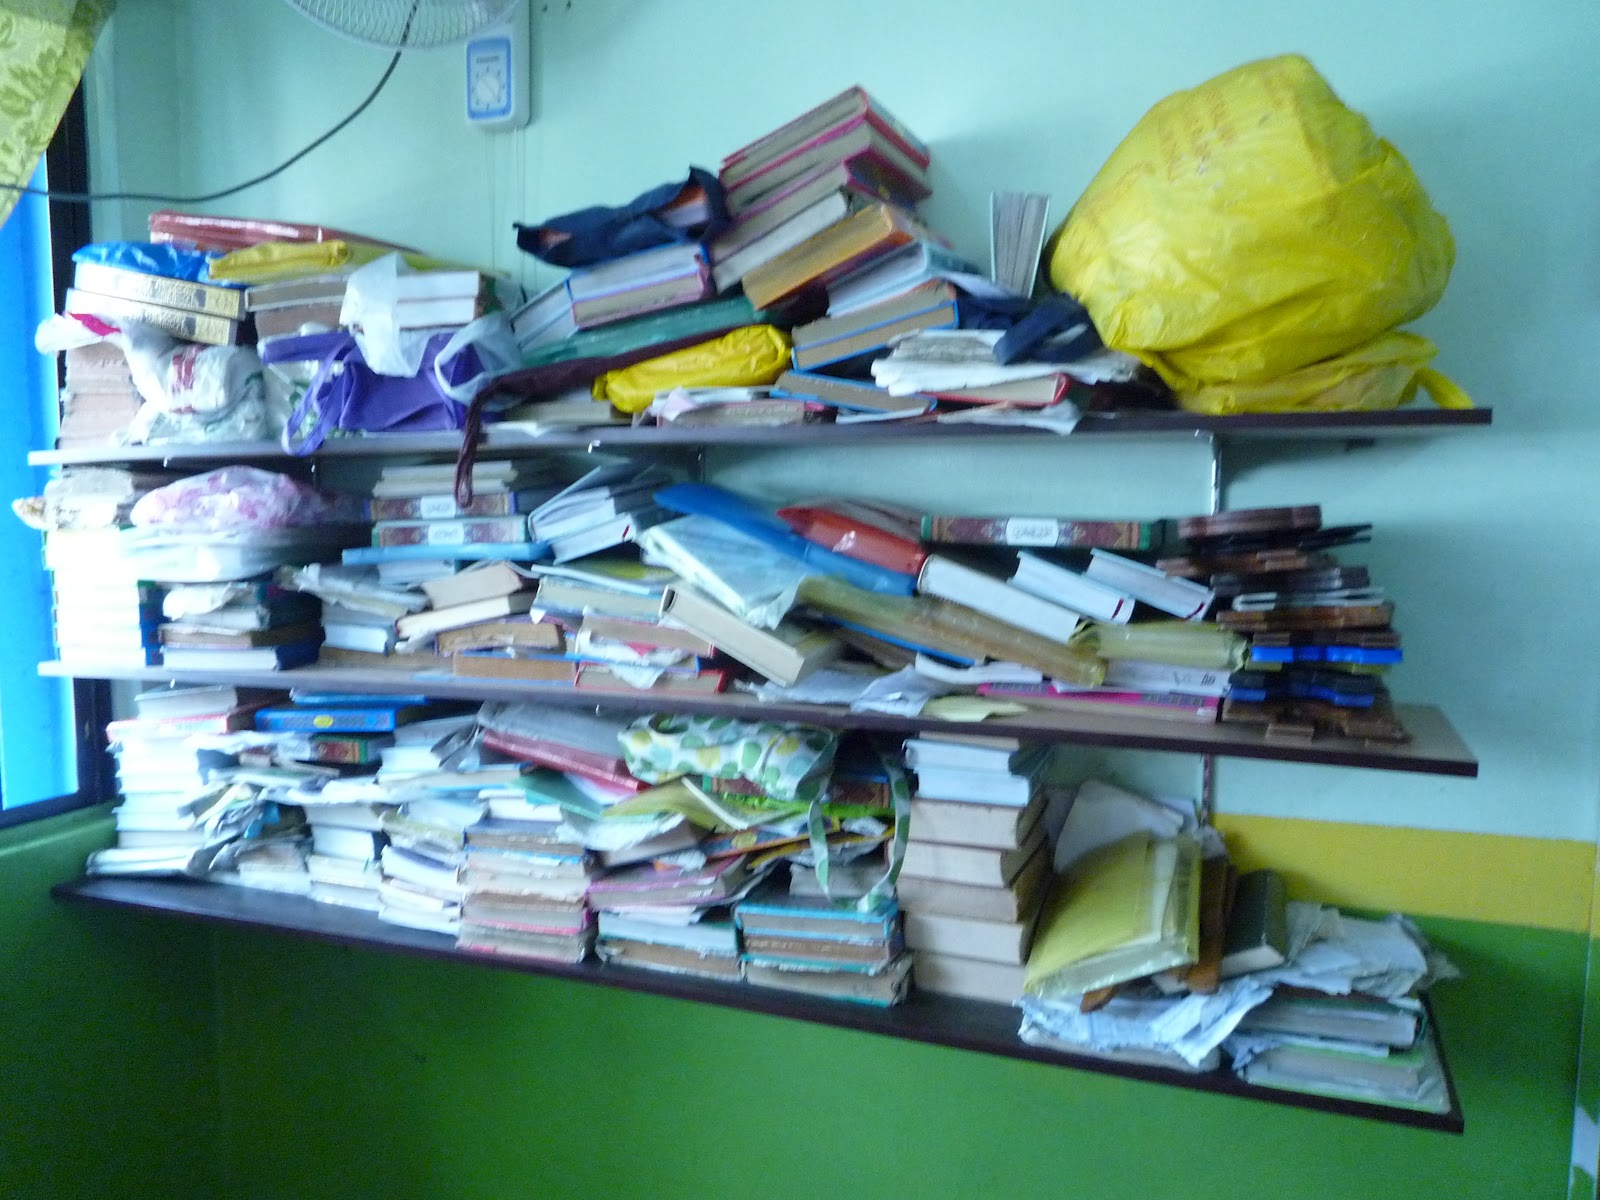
(1023, 832), (1201, 1000)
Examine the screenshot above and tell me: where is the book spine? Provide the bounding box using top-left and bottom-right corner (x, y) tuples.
(72, 262), (247, 319)
(255, 708), (397, 733)
(372, 516), (530, 548)
(308, 735), (390, 765)
(65, 289), (239, 346)
(922, 516), (1155, 549)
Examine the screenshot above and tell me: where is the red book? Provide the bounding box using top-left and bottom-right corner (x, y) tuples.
(777, 501), (928, 575)
(721, 87), (931, 179)
(480, 728), (648, 794)
(147, 209), (417, 254)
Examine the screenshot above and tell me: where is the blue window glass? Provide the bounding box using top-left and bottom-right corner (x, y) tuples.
(0, 160), (79, 809)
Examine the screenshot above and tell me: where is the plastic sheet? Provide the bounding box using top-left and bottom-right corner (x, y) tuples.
(592, 324), (791, 414)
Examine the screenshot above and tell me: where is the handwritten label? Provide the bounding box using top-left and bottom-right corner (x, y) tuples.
(1004, 517), (1060, 546)
(426, 522), (467, 546)
(418, 495), (458, 519)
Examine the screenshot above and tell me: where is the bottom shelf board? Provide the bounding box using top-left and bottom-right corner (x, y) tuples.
(39, 662), (1478, 777)
(53, 876), (1463, 1133)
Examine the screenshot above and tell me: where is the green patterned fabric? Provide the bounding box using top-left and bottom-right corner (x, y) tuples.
(0, 0), (113, 226)
(619, 714), (837, 804)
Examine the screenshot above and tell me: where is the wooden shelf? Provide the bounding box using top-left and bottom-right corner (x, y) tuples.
(27, 406), (1493, 467)
(39, 661), (1478, 777)
(50, 875), (1464, 1133)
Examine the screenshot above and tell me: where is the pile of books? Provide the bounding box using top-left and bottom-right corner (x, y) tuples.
(711, 86), (934, 302)
(157, 578), (323, 672)
(898, 735), (1052, 1003)
(1155, 506), (1408, 741)
(351, 459), (557, 574)
(246, 267), (494, 343)
(92, 685), (271, 874)
(66, 255), (249, 347)
(735, 879), (911, 1006)
(459, 781), (599, 965)
(58, 343), (141, 448)
(46, 528), (164, 669)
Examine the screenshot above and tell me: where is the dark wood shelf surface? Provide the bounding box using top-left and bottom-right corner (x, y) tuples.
(28, 406), (1493, 467)
(39, 661), (1477, 777)
(51, 875), (1463, 1133)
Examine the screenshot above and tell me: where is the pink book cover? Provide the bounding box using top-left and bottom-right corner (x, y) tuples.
(722, 86), (931, 175)
(725, 120), (931, 214)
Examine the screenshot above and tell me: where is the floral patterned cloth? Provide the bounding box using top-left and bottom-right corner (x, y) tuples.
(0, 1), (114, 226)
(619, 715), (837, 805)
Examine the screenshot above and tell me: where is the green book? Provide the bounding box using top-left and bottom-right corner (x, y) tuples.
(520, 295), (765, 368)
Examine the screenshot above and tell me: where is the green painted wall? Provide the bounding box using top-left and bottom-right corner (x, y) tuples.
(210, 916), (1576, 1200)
(0, 809), (219, 1199)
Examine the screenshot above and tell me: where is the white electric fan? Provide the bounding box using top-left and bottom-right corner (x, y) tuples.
(281, 0), (518, 48)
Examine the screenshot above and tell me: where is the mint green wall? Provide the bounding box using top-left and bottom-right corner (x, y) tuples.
(0, 809), (219, 1199)
(86, 0), (1600, 843)
(69, 1), (1600, 1197)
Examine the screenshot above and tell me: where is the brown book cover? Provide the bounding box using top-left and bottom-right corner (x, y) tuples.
(742, 204), (933, 310)
(894, 844), (1050, 922)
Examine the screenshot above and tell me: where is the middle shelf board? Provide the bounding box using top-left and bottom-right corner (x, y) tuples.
(50, 875), (1465, 1134)
(25, 406), (1495, 467)
(41, 661), (1478, 777)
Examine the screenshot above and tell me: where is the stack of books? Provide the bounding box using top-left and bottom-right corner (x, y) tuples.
(457, 810), (597, 964)
(287, 563), (431, 666)
(398, 560), (544, 655)
(587, 854), (753, 967)
(58, 342), (141, 448)
(157, 578), (323, 672)
(65, 257), (249, 346)
(302, 798), (390, 911)
(735, 877), (911, 1005)
(525, 463), (672, 565)
(103, 687), (267, 861)
(346, 460), (557, 572)
(255, 695), (437, 771)
(246, 268), (497, 342)
(713, 87), (935, 302)
(1227, 989), (1448, 1112)
(376, 792), (484, 934)
(45, 528), (164, 668)
(1157, 505), (1404, 741)
(245, 274), (347, 341)
(898, 735), (1053, 1003)
(594, 907), (744, 981)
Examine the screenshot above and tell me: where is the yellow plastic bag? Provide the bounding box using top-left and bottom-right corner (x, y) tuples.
(1177, 331), (1473, 415)
(208, 240), (464, 284)
(1049, 55), (1455, 396)
(592, 324), (791, 414)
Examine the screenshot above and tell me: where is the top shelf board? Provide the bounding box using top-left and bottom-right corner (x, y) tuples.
(28, 407), (1494, 467)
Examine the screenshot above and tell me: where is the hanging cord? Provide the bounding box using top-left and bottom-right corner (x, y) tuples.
(0, 0), (424, 205)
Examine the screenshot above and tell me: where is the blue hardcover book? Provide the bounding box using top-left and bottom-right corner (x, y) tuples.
(653, 483), (915, 596)
(288, 691), (433, 706)
(255, 704), (430, 733)
(791, 296), (959, 372)
(342, 540), (550, 566)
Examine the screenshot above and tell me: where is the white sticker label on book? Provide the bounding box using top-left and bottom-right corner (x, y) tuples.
(418, 495), (458, 520)
(426, 523), (467, 546)
(1004, 518), (1060, 546)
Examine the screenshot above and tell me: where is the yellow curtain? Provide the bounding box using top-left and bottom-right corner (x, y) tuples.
(0, 0), (115, 226)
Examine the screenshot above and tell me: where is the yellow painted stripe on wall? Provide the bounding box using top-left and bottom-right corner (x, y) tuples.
(1213, 813), (1595, 933)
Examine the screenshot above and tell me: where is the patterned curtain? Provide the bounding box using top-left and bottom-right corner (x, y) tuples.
(0, 0), (115, 226)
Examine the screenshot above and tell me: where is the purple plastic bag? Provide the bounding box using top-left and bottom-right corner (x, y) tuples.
(262, 330), (484, 454)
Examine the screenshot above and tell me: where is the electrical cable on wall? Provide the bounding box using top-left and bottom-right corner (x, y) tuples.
(0, 47), (403, 206)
